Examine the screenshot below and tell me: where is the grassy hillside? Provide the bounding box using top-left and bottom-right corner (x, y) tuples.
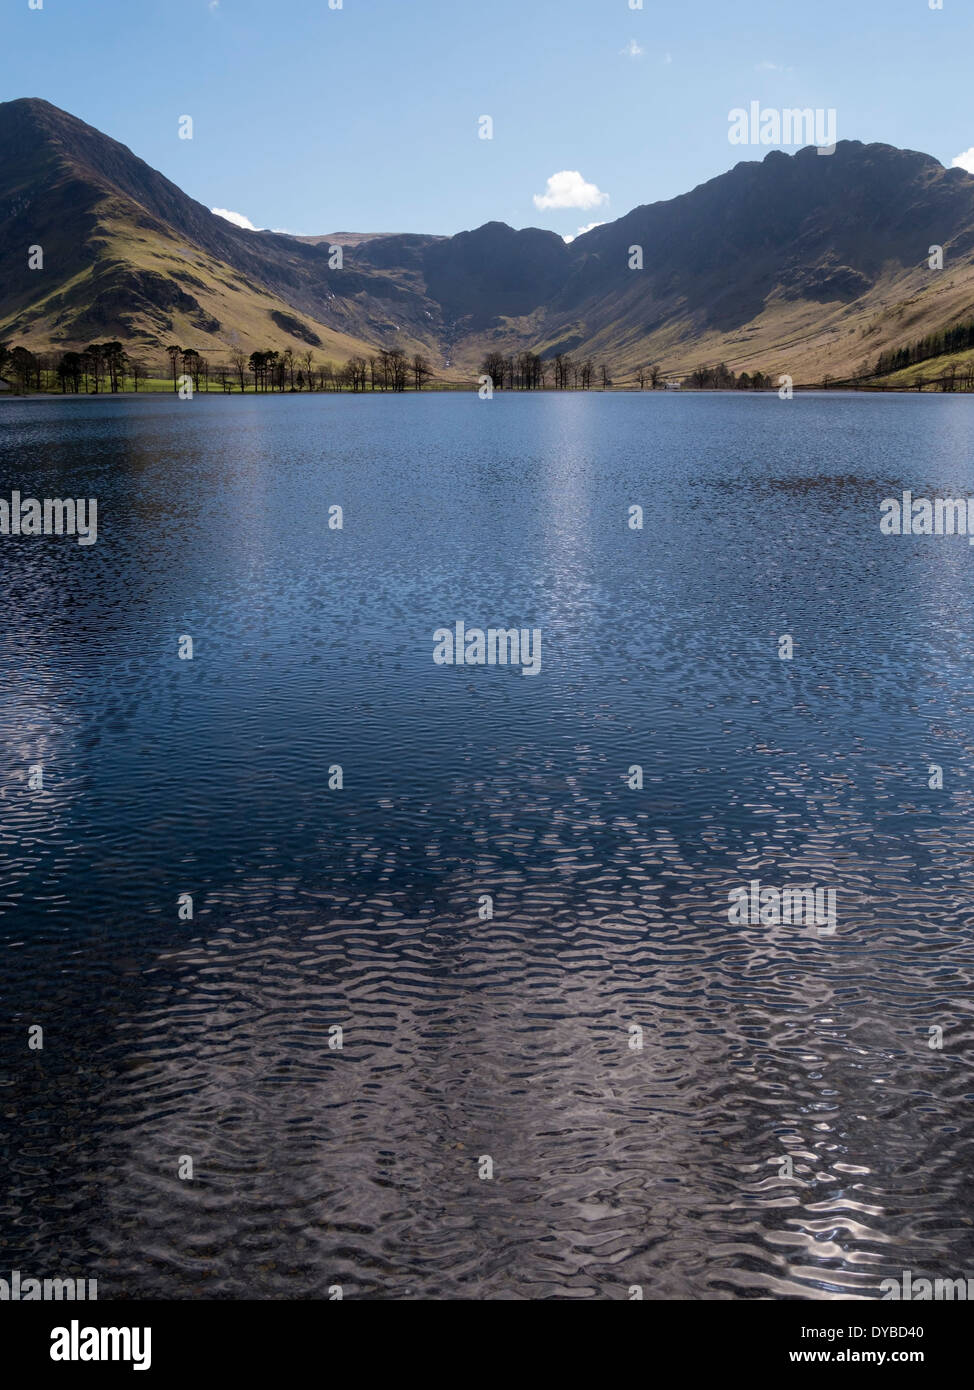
(3, 100), (974, 388)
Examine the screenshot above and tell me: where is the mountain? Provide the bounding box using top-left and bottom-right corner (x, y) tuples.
(545, 143), (974, 383)
(2, 97), (974, 383)
(0, 98), (405, 363)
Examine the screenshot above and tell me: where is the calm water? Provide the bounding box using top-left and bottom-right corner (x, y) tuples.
(1, 391), (973, 1300)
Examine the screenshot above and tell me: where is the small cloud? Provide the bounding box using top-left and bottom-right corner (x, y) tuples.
(212, 207), (258, 230)
(951, 147), (974, 174)
(664, 52), (672, 64)
(564, 221), (606, 243)
(756, 60), (794, 73)
(621, 39), (643, 58)
(533, 170), (609, 212)
(209, 1), (220, 10)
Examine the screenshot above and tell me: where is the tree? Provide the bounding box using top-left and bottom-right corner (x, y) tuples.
(79, 348), (94, 393)
(11, 346), (36, 392)
(166, 344), (181, 393)
(181, 348), (202, 391)
(385, 348), (408, 391)
(230, 347), (248, 392)
(481, 351), (506, 391)
(511, 351), (542, 389)
(85, 343), (106, 393)
(248, 350), (265, 392)
(346, 355), (369, 391)
(264, 349), (281, 390)
(103, 341), (126, 392)
(58, 350), (83, 393)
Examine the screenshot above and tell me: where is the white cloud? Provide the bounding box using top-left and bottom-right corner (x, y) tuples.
(564, 221), (606, 243)
(664, 52), (672, 64)
(533, 170), (609, 212)
(622, 39), (643, 58)
(951, 147), (974, 174)
(212, 207), (258, 230)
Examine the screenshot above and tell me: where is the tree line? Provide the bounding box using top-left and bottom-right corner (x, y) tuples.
(6, 330), (974, 397)
(871, 315), (974, 389)
(0, 338), (793, 396)
(480, 351), (613, 390)
(0, 340), (435, 394)
(195, 345), (434, 393)
(683, 363), (778, 390)
(0, 340), (150, 393)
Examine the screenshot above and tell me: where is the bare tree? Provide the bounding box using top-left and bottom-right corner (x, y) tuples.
(230, 348), (247, 392)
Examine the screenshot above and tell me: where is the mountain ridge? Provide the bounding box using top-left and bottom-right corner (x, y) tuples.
(3, 97), (974, 382)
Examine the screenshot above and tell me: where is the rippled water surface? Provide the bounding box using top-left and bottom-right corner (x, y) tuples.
(2, 391), (974, 1299)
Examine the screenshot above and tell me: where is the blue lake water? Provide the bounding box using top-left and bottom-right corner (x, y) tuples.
(1, 390), (973, 1298)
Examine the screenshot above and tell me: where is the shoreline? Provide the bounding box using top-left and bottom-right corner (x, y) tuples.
(1, 385), (969, 401)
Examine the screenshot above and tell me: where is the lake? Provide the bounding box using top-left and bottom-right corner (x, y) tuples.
(2, 390), (973, 1299)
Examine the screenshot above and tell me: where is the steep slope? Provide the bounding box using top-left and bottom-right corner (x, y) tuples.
(0, 98), (436, 362)
(464, 142), (974, 380)
(3, 98), (974, 383)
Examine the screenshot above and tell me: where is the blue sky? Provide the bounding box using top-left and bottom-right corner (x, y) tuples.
(3, 0), (973, 238)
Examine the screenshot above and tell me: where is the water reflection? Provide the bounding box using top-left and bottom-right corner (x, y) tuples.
(1, 392), (973, 1298)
